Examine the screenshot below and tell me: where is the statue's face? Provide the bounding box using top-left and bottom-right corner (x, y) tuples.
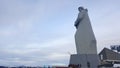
(78, 7), (84, 12)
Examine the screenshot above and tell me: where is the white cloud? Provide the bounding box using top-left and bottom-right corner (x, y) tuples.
(45, 53), (68, 61)
(0, 36), (75, 66)
(0, 30), (16, 36)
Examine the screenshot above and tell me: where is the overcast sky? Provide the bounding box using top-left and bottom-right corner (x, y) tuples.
(0, 0), (120, 66)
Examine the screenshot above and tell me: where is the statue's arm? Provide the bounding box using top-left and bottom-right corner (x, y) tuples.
(74, 12), (84, 28)
(74, 14), (80, 27)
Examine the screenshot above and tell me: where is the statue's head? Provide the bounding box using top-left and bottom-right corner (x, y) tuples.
(78, 7), (84, 12)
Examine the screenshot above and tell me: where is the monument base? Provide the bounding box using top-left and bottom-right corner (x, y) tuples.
(69, 54), (99, 68)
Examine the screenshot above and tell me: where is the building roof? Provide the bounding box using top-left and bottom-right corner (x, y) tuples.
(99, 48), (120, 64)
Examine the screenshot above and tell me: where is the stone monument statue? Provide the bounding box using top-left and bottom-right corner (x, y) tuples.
(69, 7), (99, 68)
(75, 7), (97, 54)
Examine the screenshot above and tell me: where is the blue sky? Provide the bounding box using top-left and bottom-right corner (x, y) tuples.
(0, 0), (120, 66)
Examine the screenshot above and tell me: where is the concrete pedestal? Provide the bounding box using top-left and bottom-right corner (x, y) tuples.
(69, 54), (99, 68)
